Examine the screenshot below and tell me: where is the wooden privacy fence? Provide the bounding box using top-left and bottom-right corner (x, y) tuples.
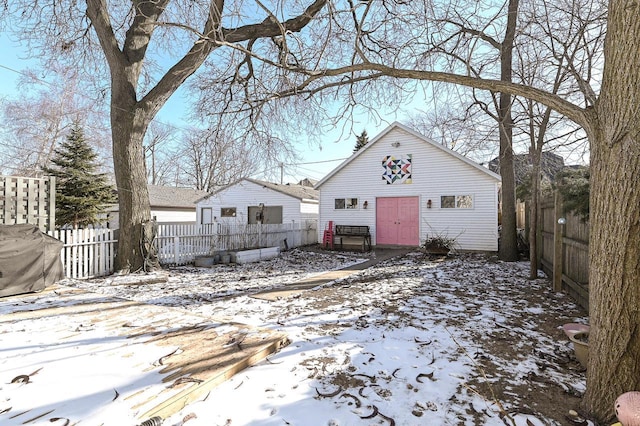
(539, 192), (589, 310)
(1, 175), (56, 232)
(51, 220), (318, 278)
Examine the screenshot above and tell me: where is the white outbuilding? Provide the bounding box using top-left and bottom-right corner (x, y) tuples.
(315, 122), (501, 251)
(105, 185), (208, 228)
(196, 178), (319, 225)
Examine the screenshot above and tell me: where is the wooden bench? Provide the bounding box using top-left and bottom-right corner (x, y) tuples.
(334, 225), (372, 251)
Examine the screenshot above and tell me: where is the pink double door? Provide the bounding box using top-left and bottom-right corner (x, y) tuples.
(376, 197), (420, 246)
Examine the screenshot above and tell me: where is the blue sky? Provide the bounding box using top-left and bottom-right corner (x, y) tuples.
(0, 32), (400, 184)
(0, 33), (27, 93)
(155, 87), (387, 184)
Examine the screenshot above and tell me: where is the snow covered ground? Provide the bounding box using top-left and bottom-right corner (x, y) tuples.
(1, 248), (591, 426)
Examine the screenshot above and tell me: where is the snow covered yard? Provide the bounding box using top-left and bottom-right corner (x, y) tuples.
(2, 248), (590, 425)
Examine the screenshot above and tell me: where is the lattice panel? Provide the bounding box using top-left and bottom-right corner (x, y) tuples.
(0, 175), (55, 231)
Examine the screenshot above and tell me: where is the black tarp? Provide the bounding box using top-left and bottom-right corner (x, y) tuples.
(0, 224), (64, 297)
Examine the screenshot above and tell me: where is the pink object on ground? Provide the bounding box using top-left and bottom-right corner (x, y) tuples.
(562, 323), (590, 339)
(616, 391), (640, 426)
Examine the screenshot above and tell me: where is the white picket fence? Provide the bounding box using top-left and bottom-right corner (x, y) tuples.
(50, 221), (318, 279)
(156, 221), (318, 265)
(49, 227), (117, 279)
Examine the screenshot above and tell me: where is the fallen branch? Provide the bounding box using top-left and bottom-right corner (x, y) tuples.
(359, 405), (378, 419)
(340, 393), (362, 407)
(315, 386), (342, 398)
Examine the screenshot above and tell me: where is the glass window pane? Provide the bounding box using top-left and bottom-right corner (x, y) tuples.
(221, 207), (236, 217)
(441, 196), (455, 208)
(457, 195), (473, 209)
(335, 199), (345, 209)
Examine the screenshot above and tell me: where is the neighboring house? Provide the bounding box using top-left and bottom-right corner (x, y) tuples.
(297, 178), (318, 188)
(489, 151), (565, 188)
(489, 151), (575, 228)
(196, 178), (319, 225)
(106, 185), (208, 228)
(315, 122), (501, 251)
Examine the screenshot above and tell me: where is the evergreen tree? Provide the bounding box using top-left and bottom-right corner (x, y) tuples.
(353, 130), (369, 153)
(43, 122), (115, 228)
(554, 167), (590, 222)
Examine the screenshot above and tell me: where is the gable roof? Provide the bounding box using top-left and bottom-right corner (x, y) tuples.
(246, 178), (319, 201)
(200, 178), (319, 202)
(315, 122), (501, 189)
(147, 185), (209, 209)
(298, 178), (318, 187)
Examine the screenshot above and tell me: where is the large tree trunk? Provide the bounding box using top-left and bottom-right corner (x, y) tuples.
(585, 119), (640, 421)
(111, 84), (159, 272)
(498, 130), (519, 260)
(583, 2), (640, 421)
(84, 0), (328, 272)
(498, 0), (520, 262)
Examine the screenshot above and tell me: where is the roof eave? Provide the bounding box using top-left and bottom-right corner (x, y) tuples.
(316, 121), (501, 187)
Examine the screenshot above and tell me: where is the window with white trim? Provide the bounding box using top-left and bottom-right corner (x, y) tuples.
(221, 207), (237, 217)
(441, 195), (473, 209)
(334, 198), (359, 209)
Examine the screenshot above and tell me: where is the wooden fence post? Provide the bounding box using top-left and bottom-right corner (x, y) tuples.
(47, 176), (56, 231)
(553, 190), (564, 292)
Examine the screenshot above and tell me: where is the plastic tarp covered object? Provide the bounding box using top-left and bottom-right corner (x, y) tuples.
(0, 224), (64, 297)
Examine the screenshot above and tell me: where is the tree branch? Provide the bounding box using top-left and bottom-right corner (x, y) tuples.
(221, 0), (327, 42)
(85, 0), (127, 73)
(443, 19), (502, 51)
(277, 63), (588, 130)
(139, 0), (327, 119)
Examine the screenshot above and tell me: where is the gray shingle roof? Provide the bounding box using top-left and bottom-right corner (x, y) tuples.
(197, 178), (319, 203)
(244, 178), (319, 201)
(147, 185), (209, 208)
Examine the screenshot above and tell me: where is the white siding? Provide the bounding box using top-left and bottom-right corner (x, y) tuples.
(318, 126), (499, 251)
(197, 180), (317, 225)
(300, 200), (320, 222)
(151, 209), (197, 223)
(106, 208), (196, 229)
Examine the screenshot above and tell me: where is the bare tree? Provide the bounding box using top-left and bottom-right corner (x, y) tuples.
(178, 126), (254, 191)
(495, 0), (520, 261)
(144, 121), (180, 186)
(2, 0), (328, 272)
(513, 0), (603, 279)
(402, 0), (521, 260)
(4, 1), (638, 419)
(0, 67), (111, 177)
(196, 1), (634, 420)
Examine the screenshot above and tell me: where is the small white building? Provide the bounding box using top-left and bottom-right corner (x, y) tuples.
(105, 185), (208, 228)
(196, 178), (319, 225)
(315, 122), (501, 251)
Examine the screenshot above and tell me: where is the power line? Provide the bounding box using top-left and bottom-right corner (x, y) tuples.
(0, 63), (31, 78)
(293, 166), (327, 180)
(294, 157), (348, 166)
